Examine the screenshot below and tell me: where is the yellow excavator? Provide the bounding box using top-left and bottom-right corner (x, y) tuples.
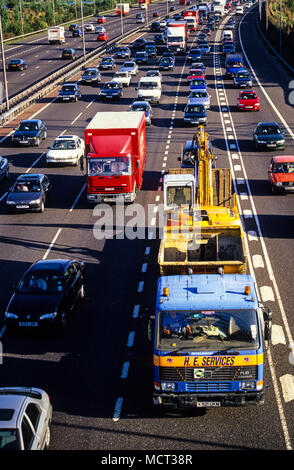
(158, 126), (247, 275)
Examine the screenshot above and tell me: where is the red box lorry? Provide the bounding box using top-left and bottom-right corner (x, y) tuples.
(184, 10), (199, 32)
(84, 112), (146, 203)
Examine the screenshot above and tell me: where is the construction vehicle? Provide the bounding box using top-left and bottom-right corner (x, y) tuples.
(158, 126), (247, 275)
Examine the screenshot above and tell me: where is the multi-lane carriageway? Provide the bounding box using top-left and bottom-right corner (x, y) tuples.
(0, 0), (293, 451)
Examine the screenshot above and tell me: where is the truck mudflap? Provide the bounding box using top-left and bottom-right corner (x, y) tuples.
(153, 391), (264, 408)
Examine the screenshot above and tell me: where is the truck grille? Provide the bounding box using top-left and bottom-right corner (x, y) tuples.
(159, 366), (258, 382)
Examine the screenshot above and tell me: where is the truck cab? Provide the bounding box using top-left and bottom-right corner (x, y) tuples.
(149, 274), (272, 409)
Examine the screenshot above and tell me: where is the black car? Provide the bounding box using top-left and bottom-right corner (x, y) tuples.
(58, 82), (82, 102)
(159, 56), (174, 70)
(100, 81), (123, 99)
(134, 51), (148, 64)
(253, 122), (285, 151)
(7, 58), (28, 71)
(150, 21), (161, 32)
(62, 48), (77, 60)
(72, 28), (83, 38)
(69, 23), (79, 31)
(132, 38), (147, 51)
(6, 173), (51, 213)
(153, 33), (165, 45)
(183, 104), (207, 126)
(4, 259), (85, 329)
(98, 56), (116, 70)
(80, 67), (101, 85)
(187, 48), (202, 61)
(12, 119), (47, 146)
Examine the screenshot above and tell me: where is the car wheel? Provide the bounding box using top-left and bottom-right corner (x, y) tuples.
(44, 426), (51, 450)
(43, 131), (47, 140)
(35, 137), (40, 147)
(39, 200), (45, 213)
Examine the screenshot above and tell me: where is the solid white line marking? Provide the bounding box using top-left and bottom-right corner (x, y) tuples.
(247, 231), (258, 241)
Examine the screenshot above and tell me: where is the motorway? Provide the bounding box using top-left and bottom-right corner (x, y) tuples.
(0, 1), (294, 451)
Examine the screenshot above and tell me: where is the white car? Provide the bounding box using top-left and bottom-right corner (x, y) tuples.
(0, 387), (52, 450)
(84, 24), (95, 32)
(112, 71), (131, 87)
(95, 25), (106, 34)
(46, 134), (85, 166)
(236, 6), (244, 14)
(120, 61), (138, 76)
(188, 90), (211, 109)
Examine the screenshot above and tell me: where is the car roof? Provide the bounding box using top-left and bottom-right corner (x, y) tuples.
(56, 135), (77, 140)
(16, 173), (44, 181)
(272, 155), (294, 163)
(0, 395), (25, 429)
(31, 259), (73, 273)
(257, 121), (279, 126)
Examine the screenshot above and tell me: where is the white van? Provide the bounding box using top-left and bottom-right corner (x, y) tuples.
(222, 30), (233, 42)
(236, 6), (244, 14)
(136, 76), (161, 104)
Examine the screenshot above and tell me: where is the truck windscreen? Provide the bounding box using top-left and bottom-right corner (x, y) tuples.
(88, 157), (131, 176)
(167, 37), (184, 43)
(157, 309), (260, 351)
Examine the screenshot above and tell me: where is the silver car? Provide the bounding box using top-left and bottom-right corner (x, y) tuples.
(0, 387), (52, 450)
(0, 156), (9, 181)
(188, 90), (211, 109)
(120, 61), (138, 76)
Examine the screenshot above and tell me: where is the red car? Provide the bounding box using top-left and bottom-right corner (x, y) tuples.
(97, 32), (108, 41)
(237, 90), (260, 111)
(268, 156), (294, 193)
(187, 69), (205, 81)
(97, 16), (106, 23)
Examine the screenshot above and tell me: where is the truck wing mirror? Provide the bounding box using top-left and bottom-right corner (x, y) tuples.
(263, 308), (272, 348)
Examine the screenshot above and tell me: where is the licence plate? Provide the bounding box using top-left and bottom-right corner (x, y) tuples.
(20, 140), (28, 144)
(196, 401), (221, 407)
(63, 97), (70, 100)
(246, 106), (253, 108)
(16, 205), (29, 209)
(19, 322), (38, 327)
(267, 143), (276, 147)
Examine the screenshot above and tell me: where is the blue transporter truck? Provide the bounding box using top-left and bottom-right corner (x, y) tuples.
(150, 274), (272, 408)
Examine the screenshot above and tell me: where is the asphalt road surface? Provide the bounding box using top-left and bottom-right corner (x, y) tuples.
(0, 1), (293, 452)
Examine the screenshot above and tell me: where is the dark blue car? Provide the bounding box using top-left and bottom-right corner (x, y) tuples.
(12, 119), (47, 146)
(183, 104), (207, 126)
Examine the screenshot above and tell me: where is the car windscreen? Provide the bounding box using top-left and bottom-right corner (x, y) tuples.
(12, 181), (41, 192)
(185, 105), (204, 113)
(189, 91), (207, 98)
(88, 157), (131, 176)
(157, 309), (260, 351)
(273, 162), (294, 173)
(240, 93), (256, 100)
(237, 72), (250, 78)
(0, 430), (20, 450)
(18, 122), (39, 131)
(103, 83), (119, 89)
(191, 80), (206, 86)
(51, 140), (76, 150)
(131, 105), (148, 111)
(17, 271), (65, 294)
(10, 59), (21, 64)
(139, 81), (158, 89)
(61, 85), (76, 92)
(84, 70), (97, 76)
(257, 126), (281, 135)
(123, 62), (134, 67)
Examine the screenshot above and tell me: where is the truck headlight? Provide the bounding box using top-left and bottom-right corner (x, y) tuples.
(161, 382), (176, 391)
(240, 381), (255, 390)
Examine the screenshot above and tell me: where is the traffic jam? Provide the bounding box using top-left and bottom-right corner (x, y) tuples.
(0, 0), (293, 452)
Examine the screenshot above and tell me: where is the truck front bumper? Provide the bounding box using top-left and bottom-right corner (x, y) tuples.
(87, 192), (135, 204)
(153, 391), (264, 408)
